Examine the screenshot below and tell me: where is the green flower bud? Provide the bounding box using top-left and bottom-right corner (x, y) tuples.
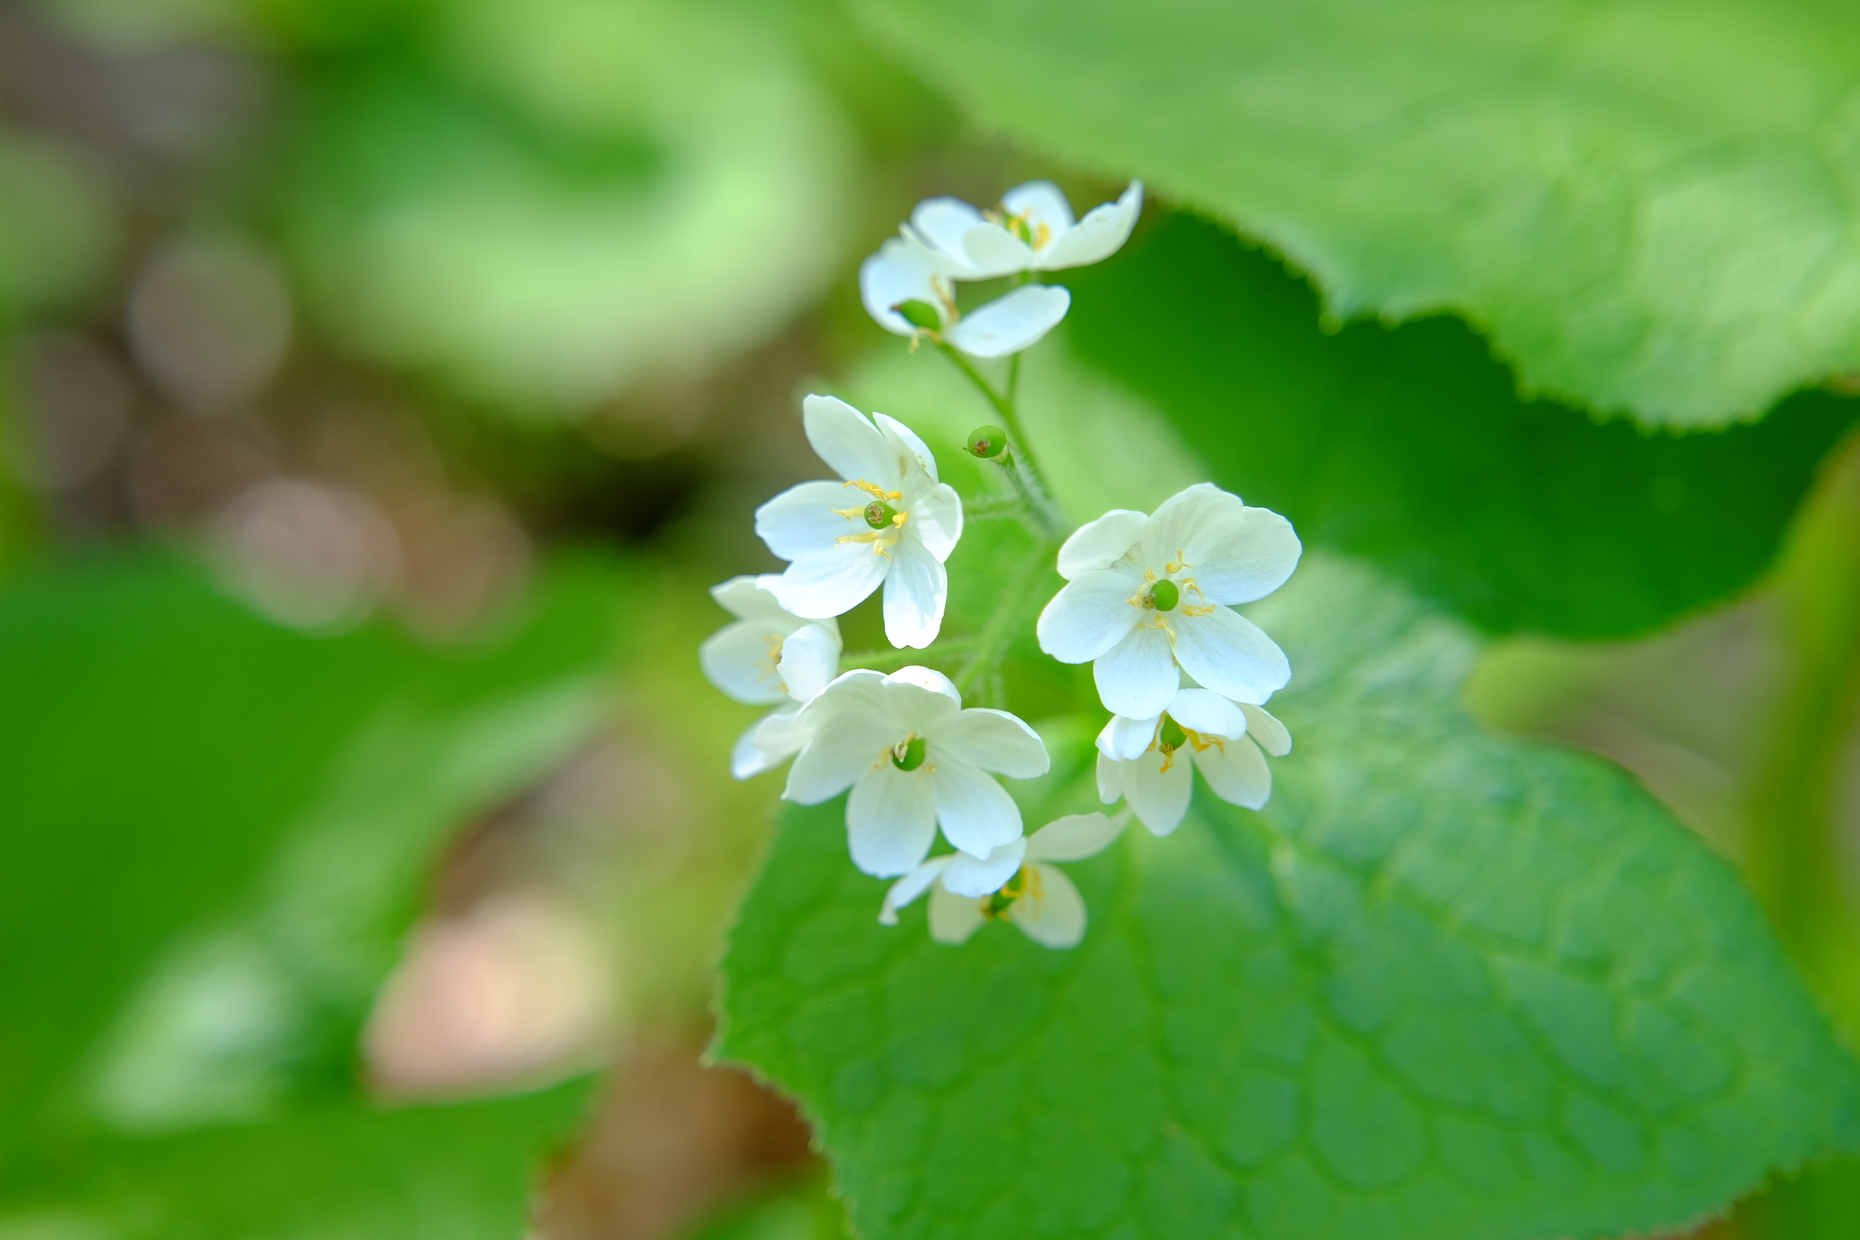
(891, 299), (942, 332)
(1149, 579), (1181, 612)
(864, 500), (900, 529)
(966, 426), (1008, 459)
(1158, 716), (1188, 753)
(891, 734), (927, 771)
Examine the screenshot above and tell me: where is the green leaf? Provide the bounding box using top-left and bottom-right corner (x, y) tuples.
(717, 556), (1860, 1240)
(1066, 214), (1857, 637)
(854, 0), (1860, 426)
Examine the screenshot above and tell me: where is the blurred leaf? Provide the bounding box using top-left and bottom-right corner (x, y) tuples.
(717, 555), (1860, 1240)
(1066, 215), (1857, 637)
(279, 0), (853, 412)
(855, 0), (1860, 426)
(0, 133), (112, 319)
(0, 551), (619, 1223)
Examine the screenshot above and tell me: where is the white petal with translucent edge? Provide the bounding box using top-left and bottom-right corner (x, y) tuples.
(1037, 570), (1142, 663)
(803, 395), (899, 487)
(883, 665), (964, 712)
(1057, 509), (1147, 580)
(776, 622), (841, 701)
(848, 767), (938, 877)
(1240, 703), (1293, 757)
(938, 708), (1050, 778)
(1167, 687), (1246, 739)
(1034, 182), (1143, 271)
(1097, 712), (1158, 763)
(908, 482), (964, 561)
(1172, 606), (1291, 705)
(1125, 751), (1193, 836)
(1002, 180), (1077, 235)
(1140, 483), (1242, 567)
(1188, 506), (1302, 605)
(731, 704), (808, 780)
(958, 223), (1036, 279)
(710, 575), (792, 623)
(931, 758), (1024, 858)
(767, 542), (890, 621)
(907, 197), (989, 269)
(881, 538), (947, 649)
(1094, 623), (1178, 720)
(1026, 812), (1123, 863)
(943, 286), (1070, 358)
(1095, 750), (1125, 805)
(754, 481), (862, 561)
(700, 621), (787, 704)
(880, 857), (950, 924)
(942, 837), (1027, 897)
(1195, 736), (1272, 810)
(874, 413), (942, 484)
(928, 883), (985, 944)
(1008, 864), (1087, 948)
(860, 240), (942, 336)
(800, 668), (891, 728)
(783, 716), (884, 804)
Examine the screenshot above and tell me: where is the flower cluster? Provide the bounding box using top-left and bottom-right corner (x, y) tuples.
(700, 180), (1301, 950)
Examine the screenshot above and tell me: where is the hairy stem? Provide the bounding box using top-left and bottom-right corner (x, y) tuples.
(934, 343), (1067, 540)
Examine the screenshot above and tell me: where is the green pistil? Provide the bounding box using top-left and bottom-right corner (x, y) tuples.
(891, 735), (927, 771)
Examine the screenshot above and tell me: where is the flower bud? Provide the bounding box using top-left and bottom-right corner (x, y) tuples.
(1148, 580), (1180, 612)
(891, 734), (927, 771)
(864, 500), (900, 529)
(891, 299), (942, 332)
(966, 426), (1007, 459)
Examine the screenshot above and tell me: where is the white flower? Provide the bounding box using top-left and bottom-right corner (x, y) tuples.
(1096, 687), (1292, 836)
(755, 395), (964, 649)
(879, 812), (1123, 950)
(1036, 483), (1302, 719)
(860, 239), (1070, 358)
(902, 180), (1144, 280)
(783, 666), (1050, 878)
(698, 575), (842, 779)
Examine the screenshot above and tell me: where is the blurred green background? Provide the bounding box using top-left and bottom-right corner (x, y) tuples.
(3, 0), (1859, 1237)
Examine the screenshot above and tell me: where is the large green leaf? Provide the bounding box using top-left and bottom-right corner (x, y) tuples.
(717, 556), (1860, 1240)
(1065, 214), (1856, 637)
(854, 0), (1860, 426)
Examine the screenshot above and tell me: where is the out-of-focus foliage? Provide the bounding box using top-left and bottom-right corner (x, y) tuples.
(854, 0), (1860, 427)
(0, 131), (111, 320)
(720, 557), (1860, 1240)
(1066, 215), (1858, 637)
(0, 552), (618, 1233)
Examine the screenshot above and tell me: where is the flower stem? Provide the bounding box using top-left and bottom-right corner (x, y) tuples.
(840, 639), (974, 672)
(934, 343), (1066, 541)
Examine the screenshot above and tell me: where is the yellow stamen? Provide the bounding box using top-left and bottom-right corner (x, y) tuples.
(844, 479), (903, 502)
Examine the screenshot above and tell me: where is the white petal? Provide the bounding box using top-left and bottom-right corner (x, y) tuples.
(1187, 506), (1302, 606)
(767, 543), (890, 620)
(1096, 712), (1159, 762)
(942, 837), (1027, 897)
(883, 665), (964, 711)
(859, 240), (942, 336)
(930, 757), (1024, 858)
(1166, 687), (1246, 739)
(1126, 751), (1193, 836)
(1195, 735), (1272, 810)
(777, 622), (841, 702)
(731, 704), (808, 779)
(1037, 570), (1142, 663)
(907, 197), (988, 269)
(1172, 606), (1291, 705)
(1001, 180), (1077, 235)
(881, 537), (947, 649)
(1094, 623), (1178, 719)
(1056, 509), (1147, 580)
(880, 856), (951, 924)
(1095, 750), (1125, 805)
(709, 574), (792, 623)
(847, 767), (938, 877)
(802, 668), (891, 726)
(1139, 482), (1242, 569)
(784, 722), (883, 804)
(700, 619), (787, 705)
(1026, 812), (1122, 863)
(1033, 181), (1143, 271)
(958, 222), (1036, 279)
(754, 480), (865, 562)
(1240, 703), (1293, 757)
(937, 707), (1050, 778)
(943, 286), (1070, 359)
(906, 482), (963, 561)
(928, 883), (986, 944)
(1008, 864), (1087, 949)
(873, 412), (942, 484)
(803, 394), (901, 487)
